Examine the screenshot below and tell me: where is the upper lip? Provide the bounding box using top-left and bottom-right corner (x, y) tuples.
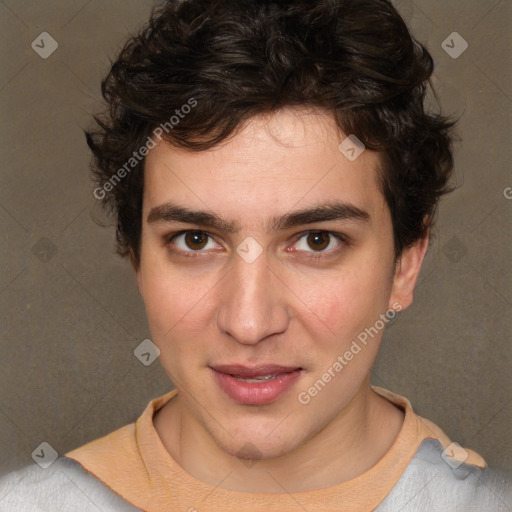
(211, 364), (302, 378)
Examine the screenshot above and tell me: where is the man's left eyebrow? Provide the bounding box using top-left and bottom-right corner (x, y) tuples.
(146, 201), (370, 232)
(272, 203), (370, 231)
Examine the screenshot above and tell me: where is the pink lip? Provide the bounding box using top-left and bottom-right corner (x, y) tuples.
(210, 364), (303, 406)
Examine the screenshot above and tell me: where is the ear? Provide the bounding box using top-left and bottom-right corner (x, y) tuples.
(388, 233), (429, 311)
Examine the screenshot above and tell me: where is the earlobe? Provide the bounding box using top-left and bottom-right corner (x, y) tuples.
(389, 234), (429, 311)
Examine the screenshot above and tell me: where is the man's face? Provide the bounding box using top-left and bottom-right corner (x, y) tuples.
(137, 109), (411, 460)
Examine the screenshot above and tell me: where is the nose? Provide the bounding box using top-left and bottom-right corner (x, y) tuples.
(216, 251), (290, 345)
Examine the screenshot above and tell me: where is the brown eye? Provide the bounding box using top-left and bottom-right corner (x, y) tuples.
(306, 232), (330, 251)
(184, 231), (209, 250)
(167, 230), (222, 256)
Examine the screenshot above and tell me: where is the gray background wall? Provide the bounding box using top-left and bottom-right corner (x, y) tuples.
(0, 0), (510, 478)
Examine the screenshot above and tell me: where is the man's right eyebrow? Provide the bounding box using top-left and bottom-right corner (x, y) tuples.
(147, 204), (238, 233)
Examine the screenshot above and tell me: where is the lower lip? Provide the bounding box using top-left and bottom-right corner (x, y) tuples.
(211, 368), (302, 406)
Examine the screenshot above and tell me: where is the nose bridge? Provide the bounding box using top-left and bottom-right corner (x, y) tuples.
(217, 252), (288, 344)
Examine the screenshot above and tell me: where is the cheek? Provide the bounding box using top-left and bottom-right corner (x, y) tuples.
(142, 275), (180, 335)
(140, 257), (221, 347)
(298, 264), (392, 338)
(141, 274), (204, 378)
(140, 261), (189, 334)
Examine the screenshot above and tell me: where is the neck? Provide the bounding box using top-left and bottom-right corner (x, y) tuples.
(154, 379), (404, 493)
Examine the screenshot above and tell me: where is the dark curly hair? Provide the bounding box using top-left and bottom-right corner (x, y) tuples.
(86, 0), (455, 267)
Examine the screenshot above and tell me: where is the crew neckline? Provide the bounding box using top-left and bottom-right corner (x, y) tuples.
(135, 386), (420, 508)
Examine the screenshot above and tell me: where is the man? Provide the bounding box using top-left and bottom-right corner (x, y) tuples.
(1, 0), (510, 510)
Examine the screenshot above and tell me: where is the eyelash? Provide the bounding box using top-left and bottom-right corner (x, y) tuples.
(164, 230), (349, 259)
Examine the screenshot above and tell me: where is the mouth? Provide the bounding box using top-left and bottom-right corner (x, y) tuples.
(209, 364), (303, 405)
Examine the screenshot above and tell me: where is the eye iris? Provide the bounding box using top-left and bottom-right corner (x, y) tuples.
(307, 232), (329, 251)
(185, 232), (208, 250)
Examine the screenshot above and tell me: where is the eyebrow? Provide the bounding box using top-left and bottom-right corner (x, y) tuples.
(147, 201), (370, 233)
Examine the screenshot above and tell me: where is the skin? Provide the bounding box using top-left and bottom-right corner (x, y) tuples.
(135, 108), (429, 493)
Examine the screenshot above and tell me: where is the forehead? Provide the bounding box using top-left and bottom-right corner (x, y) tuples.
(143, 109), (387, 227)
